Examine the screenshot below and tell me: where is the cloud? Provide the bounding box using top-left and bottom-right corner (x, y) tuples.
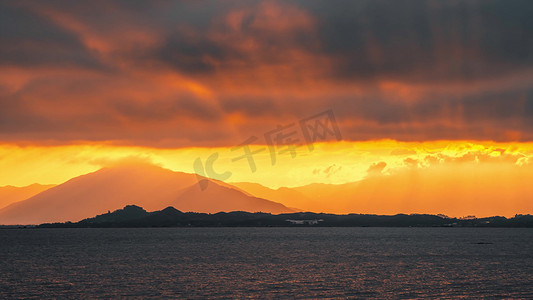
(0, 2), (105, 70)
(403, 158), (419, 168)
(1, 0), (533, 146)
(313, 164), (342, 178)
(112, 95), (221, 122)
(304, 0), (533, 83)
(390, 149), (417, 156)
(146, 1), (318, 75)
(366, 161), (387, 176)
(89, 155), (160, 168)
(154, 30), (241, 75)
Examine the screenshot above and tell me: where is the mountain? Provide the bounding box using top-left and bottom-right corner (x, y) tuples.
(0, 163), (293, 225)
(39, 205), (533, 228)
(0, 184), (55, 209)
(170, 181), (292, 214)
(231, 181), (360, 212)
(234, 165), (533, 218)
(230, 182), (316, 211)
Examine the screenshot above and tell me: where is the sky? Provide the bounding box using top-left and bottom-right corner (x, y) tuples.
(1, 0), (532, 215)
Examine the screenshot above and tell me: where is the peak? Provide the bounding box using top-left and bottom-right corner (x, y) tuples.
(160, 206), (182, 213)
(122, 205), (146, 212)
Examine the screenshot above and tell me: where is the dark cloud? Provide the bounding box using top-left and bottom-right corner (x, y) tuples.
(113, 96), (221, 122)
(321, 85), (533, 141)
(148, 1), (318, 75)
(302, 0), (533, 82)
(154, 30), (243, 75)
(1, 0), (533, 145)
(220, 97), (281, 117)
(0, 2), (104, 69)
(141, 0), (533, 81)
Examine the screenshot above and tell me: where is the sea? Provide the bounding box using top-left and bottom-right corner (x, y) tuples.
(1, 227), (532, 299)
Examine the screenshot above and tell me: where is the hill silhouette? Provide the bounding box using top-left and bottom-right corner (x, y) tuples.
(39, 205), (533, 228)
(233, 165), (533, 218)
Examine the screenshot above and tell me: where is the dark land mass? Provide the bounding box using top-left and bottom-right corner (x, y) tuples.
(35, 205), (533, 228)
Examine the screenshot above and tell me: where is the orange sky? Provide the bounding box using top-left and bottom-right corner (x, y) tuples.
(0, 140), (531, 188)
(1, 1), (533, 216)
(1, 140), (532, 217)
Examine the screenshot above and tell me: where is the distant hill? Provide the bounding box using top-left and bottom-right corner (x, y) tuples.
(0, 184), (55, 209)
(230, 182), (315, 211)
(0, 163), (293, 225)
(233, 166), (533, 218)
(39, 205), (533, 228)
(231, 181), (359, 212)
(170, 181), (292, 214)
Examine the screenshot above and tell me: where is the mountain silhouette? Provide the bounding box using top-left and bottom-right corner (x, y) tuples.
(0, 184), (55, 210)
(0, 163), (293, 225)
(230, 182), (317, 211)
(40, 205), (533, 228)
(170, 181), (292, 214)
(232, 181), (360, 212)
(234, 166), (533, 217)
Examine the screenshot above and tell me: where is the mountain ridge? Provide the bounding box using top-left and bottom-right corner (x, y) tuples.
(0, 183), (56, 210)
(0, 163), (293, 225)
(38, 205), (533, 228)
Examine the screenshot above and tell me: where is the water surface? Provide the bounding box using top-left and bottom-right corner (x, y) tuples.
(1, 228), (532, 298)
